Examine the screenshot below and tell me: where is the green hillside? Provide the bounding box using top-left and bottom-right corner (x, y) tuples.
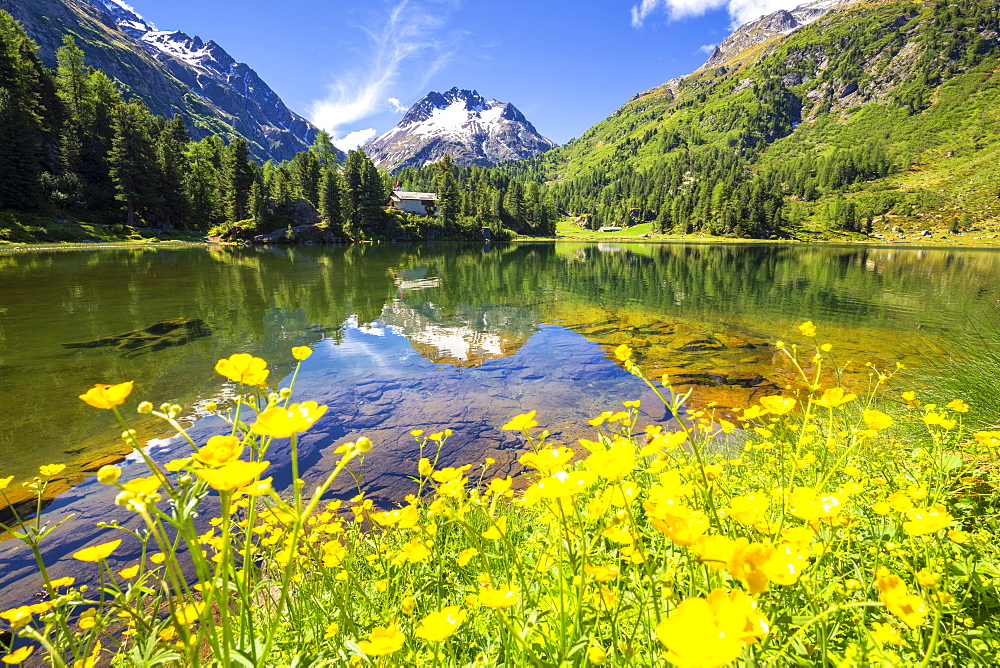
(490, 0), (1000, 239)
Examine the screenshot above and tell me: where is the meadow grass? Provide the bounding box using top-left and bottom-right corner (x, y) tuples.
(1, 326), (999, 666)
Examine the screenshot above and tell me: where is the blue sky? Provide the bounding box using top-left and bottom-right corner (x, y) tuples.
(121, 0), (799, 149)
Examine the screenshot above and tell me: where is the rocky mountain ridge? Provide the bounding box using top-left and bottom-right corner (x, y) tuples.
(364, 88), (556, 172)
(5, 0), (319, 162)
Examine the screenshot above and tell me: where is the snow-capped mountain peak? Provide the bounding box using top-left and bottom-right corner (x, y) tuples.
(81, 0), (319, 161)
(365, 88), (555, 172)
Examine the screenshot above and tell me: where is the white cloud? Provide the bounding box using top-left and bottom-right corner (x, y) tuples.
(333, 128), (378, 151)
(698, 43), (718, 54)
(388, 97), (409, 113)
(308, 0), (460, 132)
(631, 0), (796, 28)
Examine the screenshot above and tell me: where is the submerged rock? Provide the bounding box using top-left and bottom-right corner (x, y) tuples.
(63, 317), (211, 358)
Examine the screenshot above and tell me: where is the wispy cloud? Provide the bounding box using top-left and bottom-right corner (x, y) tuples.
(631, 0), (796, 28)
(698, 43), (718, 54)
(387, 97), (409, 113)
(308, 0), (461, 135)
(333, 128), (378, 152)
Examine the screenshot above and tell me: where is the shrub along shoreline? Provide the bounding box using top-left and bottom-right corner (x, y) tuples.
(1, 325), (998, 666)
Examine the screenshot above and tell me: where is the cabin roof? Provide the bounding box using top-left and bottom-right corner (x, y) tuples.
(391, 191), (438, 201)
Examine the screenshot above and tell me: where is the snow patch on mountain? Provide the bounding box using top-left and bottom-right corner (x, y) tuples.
(365, 88), (556, 172)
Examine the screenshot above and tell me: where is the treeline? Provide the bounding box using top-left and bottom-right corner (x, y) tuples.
(394, 156), (558, 236)
(0, 14), (490, 241)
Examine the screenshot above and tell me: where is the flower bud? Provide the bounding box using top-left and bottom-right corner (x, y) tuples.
(160, 403), (172, 413)
(97, 465), (121, 485)
(278, 388), (292, 399)
(169, 404), (182, 418)
(137, 401), (153, 414)
(204, 401), (217, 413)
(268, 393), (280, 405)
(356, 436), (373, 452)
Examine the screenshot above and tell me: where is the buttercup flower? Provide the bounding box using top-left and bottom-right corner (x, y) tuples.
(798, 321), (817, 337)
(72, 539), (122, 562)
(614, 344), (633, 361)
(415, 606), (466, 642)
(195, 435), (243, 466)
(584, 438), (635, 481)
(903, 505), (953, 536)
(863, 410), (893, 431)
(39, 464), (66, 477)
(479, 585), (519, 608)
(1, 646), (33, 664)
(974, 431), (1000, 446)
(252, 401), (326, 438)
(214, 353), (269, 385)
(656, 589), (769, 668)
(813, 387), (857, 408)
(79, 381), (134, 409)
(502, 410), (538, 431)
(358, 624), (405, 656)
(759, 396), (796, 415)
(870, 622), (905, 646)
(877, 574), (928, 628)
(194, 460), (270, 491)
(519, 446), (574, 474)
(291, 346), (312, 360)
(0, 475), (12, 490)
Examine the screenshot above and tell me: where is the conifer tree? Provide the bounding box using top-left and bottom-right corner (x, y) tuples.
(318, 167), (344, 234)
(222, 137), (254, 222)
(109, 100), (159, 225)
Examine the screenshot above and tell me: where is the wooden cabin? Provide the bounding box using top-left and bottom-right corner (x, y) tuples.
(388, 191), (438, 215)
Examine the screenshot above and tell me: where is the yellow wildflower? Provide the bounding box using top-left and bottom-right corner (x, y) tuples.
(195, 435), (243, 466)
(456, 548), (479, 567)
(49, 576), (75, 588)
(485, 476), (513, 495)
(870, 622), (905, 646)
(614, 344), (633, 361)
(1, 646), (33, 664)
(656, 589), (769, 668)
(482, 516), (507, 540)
(533, 470), (599, 498)
(118, 565), (140, 579)
(863, 410), (893, 431)
(479, 585), (519, 608)
(587, 646), (608, 664)
(584, 438), (635, 481)
(520, 446), (574, 474)
(79, 381), (134, 409)
(39, 463), (67, 477)
(798, 321), (817, 337)
(648, 503), (710, 546)
(72, 539), (122, 562)
(194, 460), (270, 491)
(877, 574), (928, 628)
(690, 535), (737, 573)
(759, 396), (796, 415)
(584, 564), (621, 581)
(291, 346), (312, 360)
(901, 391), (921, 407)
(214, 353), (269, 385)
(358, 624), (405, 656)
(903, 505), (953, 536)
(252, 401), (326, 438)
(813, 387), (857, 408)
(502, 410), (538, 431)
(946, 399), (969, 413)
(415, 606), (466, 642)
(974, 431), (1000, 446)
(948, 529), (970, 544)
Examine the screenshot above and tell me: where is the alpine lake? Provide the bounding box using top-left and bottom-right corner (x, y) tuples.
(1, 240), (999, 607)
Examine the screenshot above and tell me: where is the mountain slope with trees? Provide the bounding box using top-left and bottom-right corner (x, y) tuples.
(4, 0), (319, 163)
(399, 0), (1000, 239)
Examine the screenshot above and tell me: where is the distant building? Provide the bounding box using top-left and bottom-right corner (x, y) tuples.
(388, 191), (438, 215)
(598, 226), (623, 232)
